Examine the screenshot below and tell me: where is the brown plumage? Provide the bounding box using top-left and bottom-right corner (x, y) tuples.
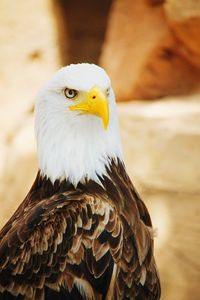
(0, 159), (160, 300)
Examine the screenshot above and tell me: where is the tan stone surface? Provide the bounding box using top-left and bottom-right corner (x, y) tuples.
(165, 0), (200, 21)
(0, 116), (37, 226)
(144, 190), (200, 300)
(0, 0), (59, 133)
(165, 0), (200, 69)
(0, 0), (60, 223)
(101, 0), (168, 100)
(101, 0), (200, 100)
(0, 0), (59, 177)
(119, 95), (200, 192)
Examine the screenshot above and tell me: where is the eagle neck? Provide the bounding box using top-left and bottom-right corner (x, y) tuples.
(26, 158), (127, 203)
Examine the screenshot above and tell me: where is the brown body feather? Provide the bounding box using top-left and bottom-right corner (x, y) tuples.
(0, 159), (160, 300)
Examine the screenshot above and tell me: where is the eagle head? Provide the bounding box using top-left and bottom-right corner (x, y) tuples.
(35, 63), (122, 185)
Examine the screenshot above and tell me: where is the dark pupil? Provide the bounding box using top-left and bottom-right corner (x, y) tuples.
(69, 90), (73, 95)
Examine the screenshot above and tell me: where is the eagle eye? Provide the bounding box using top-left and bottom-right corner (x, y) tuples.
(106, 87), (110, 96)
(64, 88), (78, 99)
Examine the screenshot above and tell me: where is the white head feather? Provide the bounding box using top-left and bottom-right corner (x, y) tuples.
(35, 63), (123, 186)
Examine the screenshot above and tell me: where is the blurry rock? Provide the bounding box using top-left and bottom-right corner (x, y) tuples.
(144, 191), (200, 300)
(52, 0), (112, 64)
(0, 0), (60, 227)
(0, 116), (37, 228)
(0, 0), (60, 143)
(119, 95), (200, 192)
(101, 0), (200, 101)
(165, 0), (200, 68)
(165, 0), (200, 22)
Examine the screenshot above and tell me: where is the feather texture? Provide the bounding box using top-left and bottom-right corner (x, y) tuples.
(0, 159), (160, 300)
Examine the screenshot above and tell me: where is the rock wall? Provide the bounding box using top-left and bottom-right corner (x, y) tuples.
(0, 0), (59, 224)
(100, 0), (200, 101)
(52, 0), (112, 64)
(119, 96), (200, 193)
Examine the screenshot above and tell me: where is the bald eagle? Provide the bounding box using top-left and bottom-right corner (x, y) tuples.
(0, 63), (160, 300)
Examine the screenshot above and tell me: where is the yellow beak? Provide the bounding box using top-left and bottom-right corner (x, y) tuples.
(69, 86), (109, 129)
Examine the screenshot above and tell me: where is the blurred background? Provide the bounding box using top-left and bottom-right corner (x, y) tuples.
(0, 0), (200, 299)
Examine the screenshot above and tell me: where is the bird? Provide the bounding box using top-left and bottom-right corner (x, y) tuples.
(0, 63), (161, 300)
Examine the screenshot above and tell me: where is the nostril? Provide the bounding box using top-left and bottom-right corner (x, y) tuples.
(92, 95), (96, 99)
